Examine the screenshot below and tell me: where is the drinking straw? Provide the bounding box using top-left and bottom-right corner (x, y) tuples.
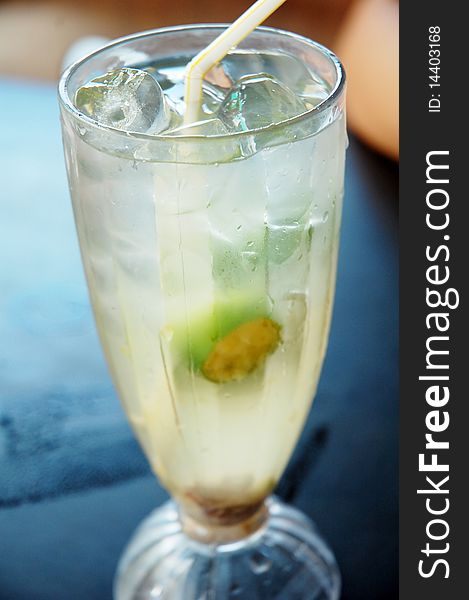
(184, 0), (288, 124)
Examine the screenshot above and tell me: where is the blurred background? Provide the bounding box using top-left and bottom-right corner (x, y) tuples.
(0, 1), (398, 599)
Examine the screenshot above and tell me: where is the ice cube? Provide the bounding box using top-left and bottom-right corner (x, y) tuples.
(75, 67), (171, 133)
(166, 117), (229, 137)
(220, 51), (328, 105)
(258, 53), (329, 106)
(218, 51), (264, 85)
(201, 81), (227, 116)
(161, 118), (241, 163)
(218, 73), (308, 132)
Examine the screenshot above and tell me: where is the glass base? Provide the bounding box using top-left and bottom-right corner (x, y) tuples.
(114, 496), (341, 600)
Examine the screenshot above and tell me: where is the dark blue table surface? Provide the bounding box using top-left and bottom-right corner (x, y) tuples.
(0, 78), (398, 600)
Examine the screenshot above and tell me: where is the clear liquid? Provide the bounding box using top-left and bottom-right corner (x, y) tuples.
(64, 51), (346, 515)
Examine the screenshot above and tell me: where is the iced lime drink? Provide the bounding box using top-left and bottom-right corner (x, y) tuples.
(60, 27), (346, 524)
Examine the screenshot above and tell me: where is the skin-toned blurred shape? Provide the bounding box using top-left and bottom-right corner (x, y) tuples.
(336, 0), (398, 159)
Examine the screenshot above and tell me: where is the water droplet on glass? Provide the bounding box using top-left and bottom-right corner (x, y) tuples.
(230, 583), (242, 596)
(161, 327), (174, 342)
(236, 224), (242, 231)
(246, 241), (254, 248)
(150, 585), (163, 598)
(241, 250), (258, 272)
(266, 294), (274, 313)
(249, 550), (272, 574)
(322, 211), (329, 223)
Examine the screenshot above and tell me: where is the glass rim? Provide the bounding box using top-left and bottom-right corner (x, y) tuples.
(58, 23), (346, 143)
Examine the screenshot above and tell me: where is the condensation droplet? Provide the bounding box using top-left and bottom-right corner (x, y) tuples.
(160, 327), (174, 342)
(230, 583), (242, 596)
(322, 211), (329, 223)
(249, 551), (272, 574)
(150, 585), (163, 598)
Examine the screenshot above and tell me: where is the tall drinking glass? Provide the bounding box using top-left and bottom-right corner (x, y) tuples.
(59, 25), (346, 600)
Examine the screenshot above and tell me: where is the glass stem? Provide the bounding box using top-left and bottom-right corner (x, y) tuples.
(178, 495), (269, 544)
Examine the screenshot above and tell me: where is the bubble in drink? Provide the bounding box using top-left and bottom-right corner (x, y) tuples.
(218, 73), (308, 132)
(75, 67), (171, 133)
